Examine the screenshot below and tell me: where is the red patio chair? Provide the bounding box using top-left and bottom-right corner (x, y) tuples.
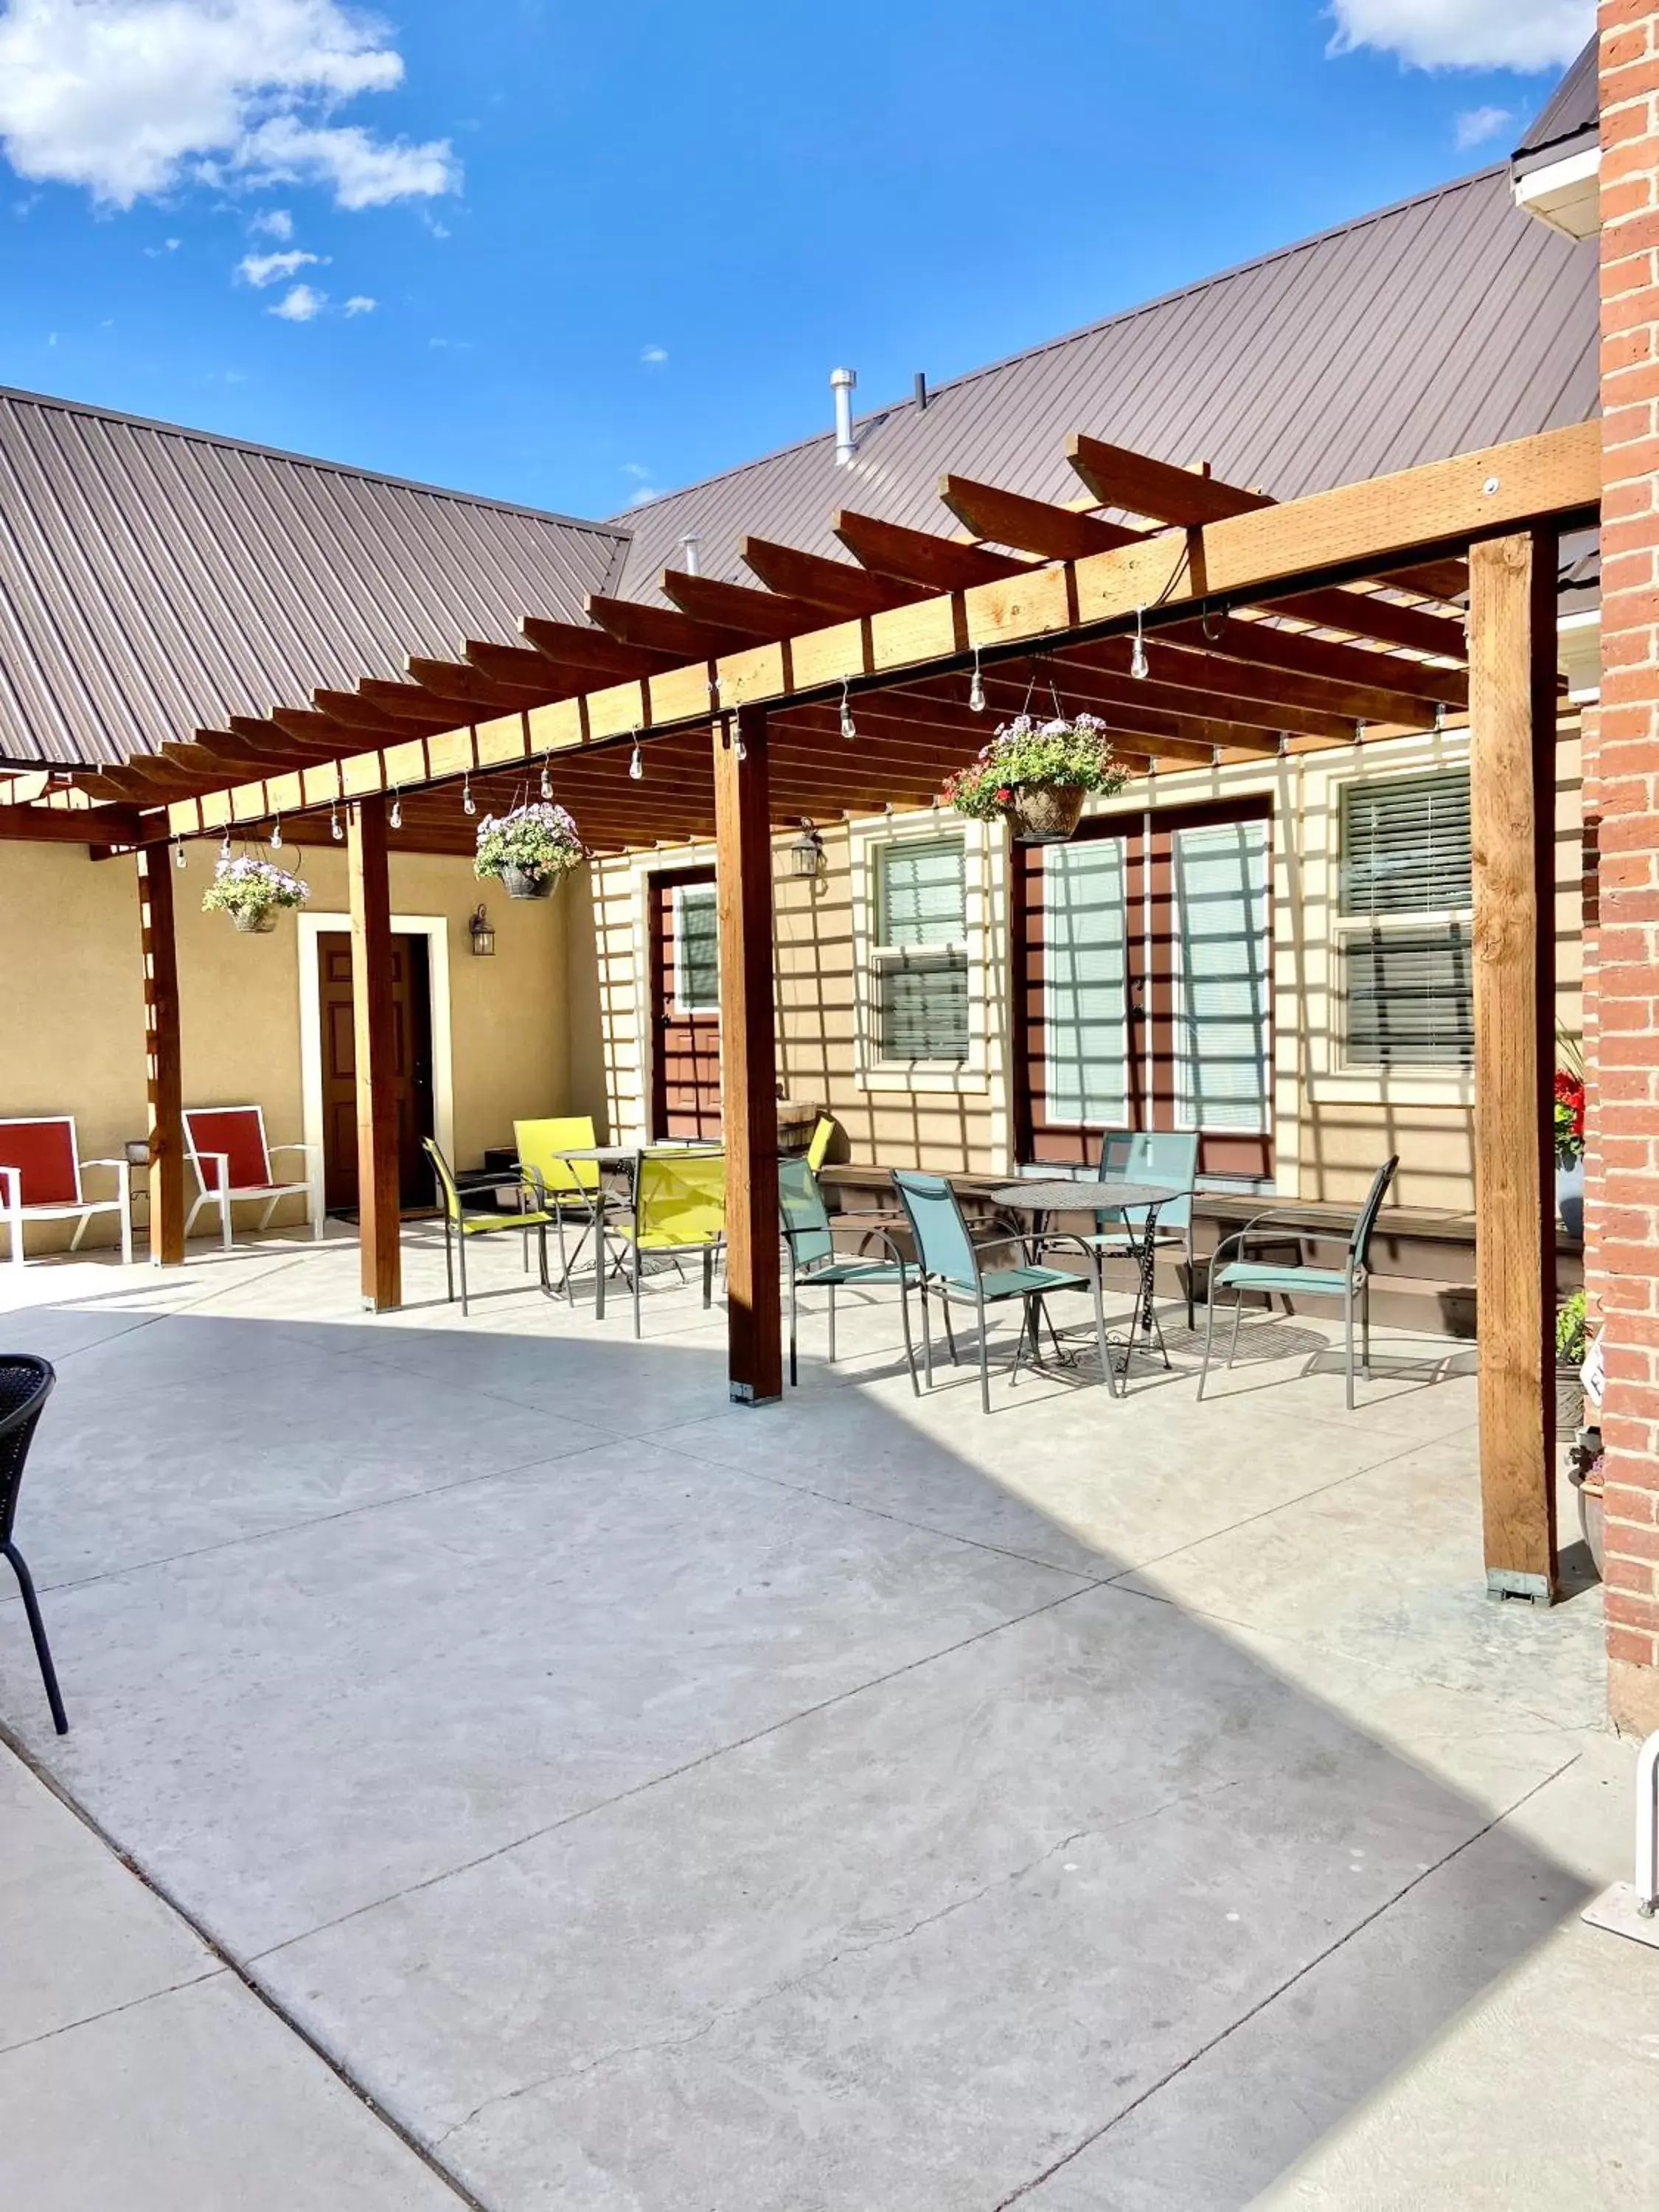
(0, 1116), (133, 1270)
(183, 1107), (321, 1251)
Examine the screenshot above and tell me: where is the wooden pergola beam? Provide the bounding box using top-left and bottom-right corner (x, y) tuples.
(348, 795), (401, 1314)
(518, 616), (677, 681)
(1164, 616), (1467, 712)
(136, 844), (184, 1265)
(833, 508), (1031, 590)
(1065, 432), (1270, 526)
(1267, 588), (1467, 662)
(462, 639), (566, 693)
(661, 570), (824, 641)
(0, 801), (144, 844)
(584, 594), (745, 660)
(938, 473), (1138, 560)
(740, 536), (913, 617)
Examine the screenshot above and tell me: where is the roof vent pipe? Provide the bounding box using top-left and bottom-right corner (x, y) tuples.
(830, 366), (857, 465)
(914, 371), (928, 411)
(678, 533), (700, 576)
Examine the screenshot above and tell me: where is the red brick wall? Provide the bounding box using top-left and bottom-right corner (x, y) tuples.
(1598, 3), (1659, 1732)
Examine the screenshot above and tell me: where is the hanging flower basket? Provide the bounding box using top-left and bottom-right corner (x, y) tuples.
(202, 854), (310, 934)
(940, 714), (1129, 844)
(475, 803), (584, 898)
(1554, 1063), (1586, 1236)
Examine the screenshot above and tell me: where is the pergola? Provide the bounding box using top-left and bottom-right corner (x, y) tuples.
(0, 417), (1599, 1604)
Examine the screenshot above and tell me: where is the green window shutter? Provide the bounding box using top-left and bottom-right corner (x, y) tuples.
(1346, 925), (1475, 1066)
(1043, 837), (1130, 1125)
(877, 838), (966, 947)
(1172, 821), (1271, 1132)
(1340, 771), (1472, 917)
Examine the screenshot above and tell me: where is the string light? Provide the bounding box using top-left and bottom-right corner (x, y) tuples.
(390, 787), (403, 830)
(734, 723), (748, 763)
(219, 832), (231, 860)
(539, 759), (552, 799)
(1130, 606), (1149, 681)
(968, 648), (986, 714)
(462, 773), (476, 817)
(838, 679), (857, 742)
(271, 813), (282, 850)
(173, 838), (187, 871)
(330, 801), (344, 841)
(629, 737), (644, 782)
(1433, 702), (1446, 735)
(1353, 718), (1366, 748)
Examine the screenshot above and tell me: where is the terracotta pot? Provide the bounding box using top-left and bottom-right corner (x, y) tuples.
(501, 864), (557, 901)
(230, 906), (278, 934)
(1008, 783), (1086, 844)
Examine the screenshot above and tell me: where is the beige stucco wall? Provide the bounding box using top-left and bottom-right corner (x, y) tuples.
(580, 720), (1585, 1211)
(0, 839), (571, 1251)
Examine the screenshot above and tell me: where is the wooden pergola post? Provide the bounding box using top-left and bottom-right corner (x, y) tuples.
(1469, 528), (1559, 1603)
(136, 842), (185, 1265)
(348, 795), (402, 1312)
(713, 706), (782, 1404)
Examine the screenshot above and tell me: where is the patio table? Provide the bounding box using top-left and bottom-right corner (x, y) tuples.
(989, 1179), (1183, 1391)
(550, 1143), (722, 1310)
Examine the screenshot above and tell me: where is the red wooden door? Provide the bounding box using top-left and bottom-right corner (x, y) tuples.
(318, 932), (435, 1211)
(1013, 798), (1273, 1181)
(649, 869), (722, 1139)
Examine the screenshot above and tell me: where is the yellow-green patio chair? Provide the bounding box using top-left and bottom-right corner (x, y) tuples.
(598, 1149), (726, 1336)
(422, 1137), (554, 1318)
(804, 1115), (836, 1174)
(515, 1115), (609, 1297)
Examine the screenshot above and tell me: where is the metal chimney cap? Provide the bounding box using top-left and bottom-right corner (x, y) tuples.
(830, 366), (857, 389)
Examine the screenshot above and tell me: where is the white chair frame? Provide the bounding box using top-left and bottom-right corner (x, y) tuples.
(183, 1106), (321, 1251)
(0, 1116), (133, 1269)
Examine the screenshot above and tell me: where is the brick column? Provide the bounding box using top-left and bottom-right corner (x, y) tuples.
(1597, 4), (1659, 1731)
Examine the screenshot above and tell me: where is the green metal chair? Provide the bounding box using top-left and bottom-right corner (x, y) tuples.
(891, 1169), (1108, 1415)
(778, 1158), (916, 1391)
(422, 1137), (554, 1317)
(1085, 1129), (1201, 1341)
(1197, 1155), (1399, 1410)
(598, 1148), (726, 1337)
(514, 1115), (610, 1296)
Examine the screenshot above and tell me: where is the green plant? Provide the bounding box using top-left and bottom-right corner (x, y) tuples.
(940, 714), (1130, 822)
(1556, 1288), (1587, 1368)
(473, 801), (585, 883)
(201, 853), (310, 919)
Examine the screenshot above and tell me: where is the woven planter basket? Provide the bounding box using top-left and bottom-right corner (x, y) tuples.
(230, 907), (279, 934)
(1008, 783), (1086, 844)
(501, 865), (558, 901)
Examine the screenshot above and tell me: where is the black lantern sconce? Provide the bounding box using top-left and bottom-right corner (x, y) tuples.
(468, 903), (496, 958)
(790, 821), (825, 881)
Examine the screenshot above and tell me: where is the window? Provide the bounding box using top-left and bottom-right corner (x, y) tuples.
(1338, 770), (1473, 1068)
(872, 838), (969, 1062)
(1043, 836), (1130, 1125)
(673, 882), (720, 1013)
(1173, 820), (1271, 1130)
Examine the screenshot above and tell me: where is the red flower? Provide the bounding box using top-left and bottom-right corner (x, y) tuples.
(995, 786), (1013, 804)
(1555, 1068), (1585, 1137)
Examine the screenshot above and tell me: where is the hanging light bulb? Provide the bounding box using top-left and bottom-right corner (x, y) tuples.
(220, 832), (231, 860)
(539, 759), (552, 800)
(734, 723), (748, 763)
(968, 649), (986, 714)
(1353, 718), (1366, 748)
(838, 680), (857, 742)
(330, 801), (344, 842)
(462, 773), (476, 817)
(1433, 701), (1446, 735)
(1130, 606), (1149, 681)
(174, 838), (187, 871)
(629, 738), (644, 782)
(390, 787), (403, 830)
(271, 813), (282, 850)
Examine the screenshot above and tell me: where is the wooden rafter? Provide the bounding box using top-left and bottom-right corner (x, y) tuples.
(518, 616), (676, 681)
(739, 536), (913, 617)
(583, 593), (745, 660)
(660, 570), (823, 641)
(833, 509), (1030, 590)
(938, 474), (1138, 561)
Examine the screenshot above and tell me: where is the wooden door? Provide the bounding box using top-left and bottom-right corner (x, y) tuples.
(648, 868), (722, 1138)
(1013, 797), (1273, 1181)
(318, 931), (435, 1211)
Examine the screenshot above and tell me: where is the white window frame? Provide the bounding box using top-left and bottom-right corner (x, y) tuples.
(1169, 816), (1273, 1138)
(672, 880), (721, 1015)
(1332, 765), (1475, 1078)
(850, 815), (991, 1093)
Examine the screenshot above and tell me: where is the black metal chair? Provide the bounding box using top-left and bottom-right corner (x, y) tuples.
(1, 1354), (68, 1734)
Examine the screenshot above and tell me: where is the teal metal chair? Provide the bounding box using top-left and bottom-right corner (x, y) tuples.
(777, 1159), (916, 1391)
(1085, 1128), (1201, 1343)
(891, 1170), (1108, 1414)
(1197, 1155), (1399, 1410)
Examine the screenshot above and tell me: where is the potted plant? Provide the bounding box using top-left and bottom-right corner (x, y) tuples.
(201, 852), (310, 934)
(1554, 1054), (1586, 1238)
(940, 712), (1129, 844)
(474, 801), (585, 900)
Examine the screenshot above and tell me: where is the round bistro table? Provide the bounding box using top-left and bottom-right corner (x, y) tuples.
(988, 1179), (1183, 1393)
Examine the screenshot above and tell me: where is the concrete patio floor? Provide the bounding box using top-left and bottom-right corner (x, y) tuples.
(0, 1227), (1652, 2209)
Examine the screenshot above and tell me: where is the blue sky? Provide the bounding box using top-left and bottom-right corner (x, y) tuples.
(0, 0), (1593, 523)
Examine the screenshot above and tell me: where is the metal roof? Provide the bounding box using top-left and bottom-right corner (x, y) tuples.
(0, 389), (630, 768)
(608, 167), (1597, 601)
(1514, 37), (1598, 173)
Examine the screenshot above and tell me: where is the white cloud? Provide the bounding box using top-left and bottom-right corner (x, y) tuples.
(639, 343), (667, 366)
(625, 483), (663, 508)
(237, 244), (323, 285)
(269, 278), (324, 319)
(249, 205), (292, 238)
(342, 291), (373, 313)
(1455, 103), (1513, 147)
(1327, 1), (1594, 71)
(621, 461), (651, 480)
(0, 0), (462, 209)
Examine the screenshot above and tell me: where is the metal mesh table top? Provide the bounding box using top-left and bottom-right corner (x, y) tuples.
(987, 1180), (1174, 1213)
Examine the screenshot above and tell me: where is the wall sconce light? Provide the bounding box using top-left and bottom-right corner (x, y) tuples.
(790, 821), (825, 880)
(468, 902), (496, 958)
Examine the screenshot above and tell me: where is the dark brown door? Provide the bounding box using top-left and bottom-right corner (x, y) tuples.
(648, 868), (722, 1139)
(318, 932), (436, 1212)
(1014, 797), (1273, 1181)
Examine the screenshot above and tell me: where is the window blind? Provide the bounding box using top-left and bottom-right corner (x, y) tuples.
(675, 885), (720, 1012)
(1345, 925), (1474, 1065)
(877, 838), (966, 947)
(1173, 821), (1270, 1133)
(1340, 771), (1472, 917)
(1042, 837), (1129, 1126)
(880, 952), (970, 1061)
